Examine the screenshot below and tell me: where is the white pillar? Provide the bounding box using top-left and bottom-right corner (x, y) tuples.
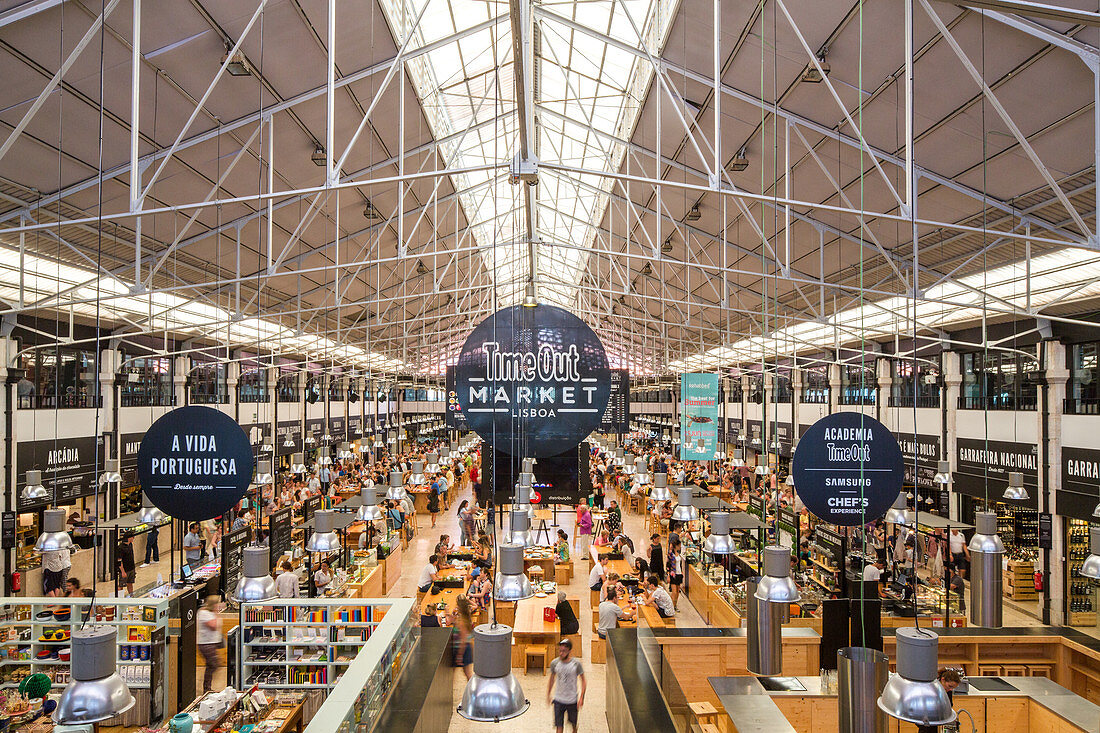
(1046, 341), (1069, 625)
(942, 351), (961, 522)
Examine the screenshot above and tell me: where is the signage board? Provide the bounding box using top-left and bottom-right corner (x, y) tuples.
(1, 512), (15, 550)
(955, 438), (1037, 507)
(1058, 446), (1100, 519)
(16, 435), (105, 509)
(120, 431), (145, 485)
(276, 421), (302, 457)
(896, 433), (941, 491)
(220, 524), (251, 598)
(240, 422), (268, 459)
(137, 406), (253, 522)
(347, 415), (364, 440)
(680, 373), (719, 460)
(792, 412), (903, 526)
(487, 445), (590, 505)
(268, 507), (293, 568)
(1038, 512), (1053, 550)
(305, 418), (325, 443)
(600, 369), (630, 433)
(303, 495), (322, 524)
(329, 416), (346, 442)
(445, 366), (468, 430)
(453, 304), (611, 457)
(726, 418), (741, 444)
(747, 420), (763, 450)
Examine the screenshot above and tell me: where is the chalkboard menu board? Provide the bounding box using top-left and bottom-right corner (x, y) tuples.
(303, 496), (322, 524)
(120, 432), (144, 485)
(778, 505), (798, 550)
(16, 435), (105, 509)
(268, 508), (293, 568)
(220, 525), (251, 599)
(600, 369), (630, 433)
(1, 512), (15, 550)
(747, 494), (765, 520)
(150, 627), (165, 721)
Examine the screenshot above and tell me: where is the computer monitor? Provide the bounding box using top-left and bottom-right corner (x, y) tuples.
(180, 563), (194, 581)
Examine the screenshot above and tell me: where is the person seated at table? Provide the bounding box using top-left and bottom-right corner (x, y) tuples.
(556, 590), (580, 636)
(435, 534), (454, 559)
(643, 575), (676, 618)
(593, 529), (611, 548)
(633, 556), (649, 578)
(555, 529), (570, 563)
(474, 535), (493, 570)
(421, 603), (442, 628)
(612, 531), (635, 563)
(468, 570), (492, 610)
(597, 586), (634, 638)
(418, 554), (441, 593)
(600, 573), (621, 603)
(477, 528), (494, 549)
(589, 554), (609, 592)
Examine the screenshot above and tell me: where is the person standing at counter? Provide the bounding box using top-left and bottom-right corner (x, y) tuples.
(141, 521), (159, 568)
(42, 542), (71, 596)
(313, 560), (332, 595)
(427, 480), (440, 528)
(318, 464), (332, 496)
(184, 523), (203, 565)
(948, 528), (969, 577)
(275, 561), (299, 598)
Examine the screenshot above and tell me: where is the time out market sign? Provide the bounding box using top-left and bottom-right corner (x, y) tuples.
(454, 305), (611, 457)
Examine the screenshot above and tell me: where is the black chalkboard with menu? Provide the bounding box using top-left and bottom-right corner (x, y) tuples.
(303, 496), (322, 525)
(599, 369), (630, 433)
(220, 525), (251, 599)
(268, 508), (293, 568)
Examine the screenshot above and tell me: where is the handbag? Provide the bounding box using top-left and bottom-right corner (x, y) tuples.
(543, 607), (557, 622)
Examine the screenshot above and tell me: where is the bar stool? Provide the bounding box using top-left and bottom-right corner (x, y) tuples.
(688, 701), (719, 728)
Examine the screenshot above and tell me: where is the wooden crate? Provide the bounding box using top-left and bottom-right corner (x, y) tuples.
(1002, 570), (1038, 600)
(1069, 611), (1097, 626)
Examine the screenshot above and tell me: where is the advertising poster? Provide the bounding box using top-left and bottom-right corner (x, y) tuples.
(16, 435), (105, 509)
(680, 373), (719, 461)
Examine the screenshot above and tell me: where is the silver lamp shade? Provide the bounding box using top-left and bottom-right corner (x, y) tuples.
(35, 508), (74, 552)
(398, 428), (408, 440)
(670, 487), (699, 523)
(425, 452), (440, 473)
(884, 491), (912, 526)
(386, 431), (396, 445)
(254, 459), (274, 486)
(968, 511), (1003, 628)
(732, 448), (745, 467)
(21, 470), (48, 501)
(373, 434), (384, 449)
(408, 461), (426, 485)
(283, 433), (296, 448)
(504, 509), (534, 547)
(1003, 471), (1029, 501)
(137, 493), (167, 525)
(53, 625), (136, 724)
(838, 646), (889, 733)
(702, 511), (736, 555)
(622, 452), (636, 476)
(634, 457), (651, 486)
(754, 545), (800, 604)
(614, 447), (624, 466)
(305, 510), (341, 553)
(518, 472), (538, 506)
(440, 447), (451, 461)
(754, 464), (770, 476)
(457, 624), (529, 721)
(356, 486), (385, 522)
(493, 543), (534, 601)
(99, 459), (122, 485)
(304, 433), (317, 446)
(877, 627), (956, 727)
(746, 576), (786, 676)
(290, 453), (306, 474)
(337, 442), (354, 460)
(261, 431), (274, 453)
(233, 546), (278, 602)
(318, 447), (333, 466)
(649, 473), (674, 502)
(933, 461), (951, 485)
(386, 470), (409, 501)
(1079, 527), (1100, 580)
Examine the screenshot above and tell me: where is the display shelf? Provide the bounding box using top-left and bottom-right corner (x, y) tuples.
(1067, 518), (1095, 623)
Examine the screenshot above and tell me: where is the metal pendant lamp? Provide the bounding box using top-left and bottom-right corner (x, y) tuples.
(732, 448), (745, 468)
(634, 456), (651, 486)
(884, 491), (912, 526)
(53, 625), (136, 724)
(304, 432), (317, 446)
(702, 511), (736, 555)
(518, 471), (538, 506)
(755, 545), (800, 605)
(21, 470), (48, 501)
(305, 510), (341, 553)
(1078, 526), (1100, 580)
(356, 485), (385, 522)
(386, 470), (408, 502)
(99, 459), (122, 486)
(754, 463), (770, 477)
(318, 446), (333, 467)
(373, 433), (384, 449)
(458, 623), (530, 721)
(283, 432), (296, 448)
(290, 452), (306, 475)
(838, 646), (889, 733)
(137, 493), (167, 525)
(749, 546), (799, 676)
(35, 508), (74, 552)
(386, 431), (396, 445)
(233, 546), (278, 602)
(670, 486), (699, 523)
(337, 442), (354, 460)
(649, 472), (674, 502)
(261, 430), (274, 453)
(933, 461), (951, 486)
(494, 543), (534, 601)
(877, 628), (956, 727)
(1002, 471), (1029, 501)
(408, 461), (426, 485)
(622, 452), (636, 476)
(425, 452), (440, 473)
(614, 447), (625, 466)
(968, 511), (1003, 628)
(253, 459), (274, 487)
(504, 508), (534, 546)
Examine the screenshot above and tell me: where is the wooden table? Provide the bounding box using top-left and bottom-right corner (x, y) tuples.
(524, 550), (557, 578)
(418, 564), (470, 617)
(512, 593), (576, 668)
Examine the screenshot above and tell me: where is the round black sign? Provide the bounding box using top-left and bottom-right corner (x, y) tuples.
(792, 412), (903, 526)
(137, 406), (254, 521)
(454, 304), (611, 457)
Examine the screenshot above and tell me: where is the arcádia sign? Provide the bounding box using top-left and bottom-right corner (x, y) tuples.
(137, 406), (254, 521)
(454, 304), (611, 457)
(791, 412), (903, 526)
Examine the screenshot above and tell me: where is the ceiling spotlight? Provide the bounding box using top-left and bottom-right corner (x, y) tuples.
(311, 146), (327, 166)
(801, 50), (830, 83)
(661, 237), (673, 254)
(729, 146), (749, 172)
(522, 281), (538, 308)
(416, 260), (429, 276)
(363, 199), (381, 220)
(685, 204), (701, 221)
(222, 45), (251, 76)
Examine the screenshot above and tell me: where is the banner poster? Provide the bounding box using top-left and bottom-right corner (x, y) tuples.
(329, 416), (346, 442)
(276, 420), (302, 456)
(445, 366), (468, 430)
(895, 433), (940, 490)
(16, 435), (105, 510)
(599, 369), (631, 433)
(680, 373), (719, 460)
(488, 445), (590, 505)
(955, 437), (1037, 508)
(120, 431), (145, 485)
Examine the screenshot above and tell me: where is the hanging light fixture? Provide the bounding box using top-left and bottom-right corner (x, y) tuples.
(425, 452), (440, 473)
(634, 456), (651, 487)
(755, 545), (800, 605)
(671, 486), (699, 523)
(649, 472), (674, 502)
(933, 461), (951, 486)
(99, 459), (122, 486)
(732, 448), (745, 468)
(373, 433), (384, 449)
(518, 471), (538, 505)
(885, 491), (911, 526)
(261, 430), (274, 453)
(457, 623), (530, 721)
(386, 431), (396, 445)
(34, 508), (73, 553)
(968, 511), (1003, 628)
(494, 543), (534, 601)
(504, 509), (534, 546)
(356, 485), (385, 522)
(386, 470), (408, 502)
(305, 510), (342, 553)
(622, 452), (636, 476)
(754, 464), (771, 477)
(253, 459), (274, 487)
(521, 281), (538, 309)
(137, 493), (167, 525)
(614, 448), (625, 467)
(408, 461), (426, 485)
(398, 427), (408, 441)
(233, 546), (278, 602)
(21, 470), (47, 501)
(304, 431), (317, 446)
(337, 442), (354, 460)
(1078, 526), (1100, 580)
(283, 431), (296, 448)
(53, 625), (136, 724)
(1002, 471), (1029, 501)
(290, 453), (306, 474)
(702, 511), (736, 555)
(877, 628), (956, 727)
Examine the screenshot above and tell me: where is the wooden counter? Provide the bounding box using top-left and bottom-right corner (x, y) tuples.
(707, 588), (823, 634)
(382, 548), (402, 594)
(686, 564), (718, 624)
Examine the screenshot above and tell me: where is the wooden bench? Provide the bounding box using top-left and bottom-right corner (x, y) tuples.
(555, 563), (573, 585)
(639, 604), (677, 628)
(525, 647), (547, 673)
(591, 636), (606, 664)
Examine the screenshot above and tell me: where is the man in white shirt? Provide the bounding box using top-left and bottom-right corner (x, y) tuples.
(644, 575), (675, 618)
(307, 474), (322, 494)
(863, 558), (884, 582)
(275, 561), (299, 598)
(42, 546), (71, 596)
(948, 529), (970, 577)
(318, 466), (332, 495)
(418, 555), (440, 593)
(597, 590), (634, 638)
(588, 555), (608, 591)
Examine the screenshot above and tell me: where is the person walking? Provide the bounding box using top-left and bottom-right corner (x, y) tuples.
(547, 638), (586, 733)
(116, 535), (136, 596)
(141, 521), (160, 567)
(197, 594), (224, 693)
(427, 480), (440, 528)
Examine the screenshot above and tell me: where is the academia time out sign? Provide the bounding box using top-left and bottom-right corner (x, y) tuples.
(137, 406), (254, 521)
(454, 304), (611, 457)
(792, 412), (903, 525)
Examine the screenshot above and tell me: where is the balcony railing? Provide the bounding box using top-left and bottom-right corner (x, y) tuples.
(889, 394), (941, 408)
(958, 394), (1037, 411)
(22, 393), (103, 409)
(800, 390), (828, 404)
(120, 393), (177, 408)
(1065, 397), (1100, 415)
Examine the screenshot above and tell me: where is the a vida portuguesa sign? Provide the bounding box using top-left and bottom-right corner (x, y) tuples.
(791, 412), (903, 525)
(454, 304), (611, 457)
(137, 406), (253, 521)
